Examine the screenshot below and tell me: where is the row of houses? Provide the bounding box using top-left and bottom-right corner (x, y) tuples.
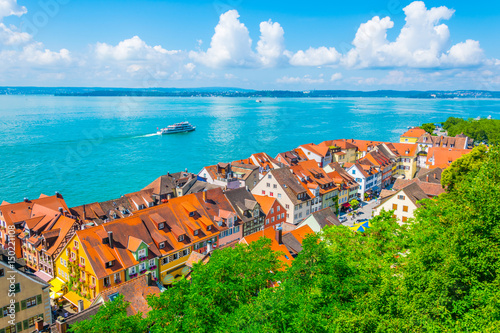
(0, 131), (474, 331)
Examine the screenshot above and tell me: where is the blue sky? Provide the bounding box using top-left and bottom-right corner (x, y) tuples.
(0, 0), (499, 90)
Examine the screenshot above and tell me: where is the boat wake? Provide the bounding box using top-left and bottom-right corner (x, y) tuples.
(133, 133), (160, 138)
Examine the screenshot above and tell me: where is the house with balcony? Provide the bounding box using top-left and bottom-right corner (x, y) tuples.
(53, 217), (161, 310)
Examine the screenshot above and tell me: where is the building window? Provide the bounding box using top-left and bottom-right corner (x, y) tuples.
(398, 195), (405, 200)
(273, 184), (277, 188)
(138, 248), (146, 258)
(270, 192), (273, 197)
(278, 193), (281, 198)
(277, 206), (280, 212)
(173, 253), (179, 260)
(129, 266), (136, 275)
(402, 216), (408, 222)
(268, 174), (271, 179)
(114, 273), (120, 281)
(159, 242), (165, 249)
(266, 219), (269, 225)
(25, 296), (37, 308)
(158, 222), (164, 229)
(149, 259), (155, 267)
(392, 204), (398, 210)
(13, 283), (21, 293)
(162, 257), (169, 265)
(139, 262), (146, 271)
(80, 257), (85, 266)
(266, 183), (270, 187)
(285, 204), (289, 209)
(194, 230), (199, 236)
(104, 277), (110, 286)
(403, 206), (409, 212)
(262, 190), (265, 195)
(178, 235), (184, 242)
(74, 241), (79, 249)
(182, 249), (189, 257)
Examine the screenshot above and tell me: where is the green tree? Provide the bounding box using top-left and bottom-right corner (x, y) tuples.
(441, 144), (488, 191)
(421, 123), (435, 135)
(69, 295), (145, 333)
(350, 199), (360, 209)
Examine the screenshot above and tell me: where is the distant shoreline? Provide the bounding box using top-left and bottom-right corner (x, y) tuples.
(1, 87), (500, 99)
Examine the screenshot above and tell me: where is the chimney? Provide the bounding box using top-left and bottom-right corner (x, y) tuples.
(35, 317), (44, 331)
(108, 231), (114, 249)
(24, 197), (29, 202)
(202, 189), (207, 202)
(83, 205), (86, 221)
(77, 299), (84, 312)
(426, 175), (429, 182)
(275, 227), (283, 245)
(56, 318), (67, 333)
(185, 168), (188, 173)
(55, 191), (61, 198)
(58, 207), (64, 214)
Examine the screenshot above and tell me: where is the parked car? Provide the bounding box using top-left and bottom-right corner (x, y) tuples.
(339, 215), (348, 223)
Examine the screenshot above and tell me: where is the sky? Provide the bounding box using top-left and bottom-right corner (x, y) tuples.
(0, 0), (499, 90)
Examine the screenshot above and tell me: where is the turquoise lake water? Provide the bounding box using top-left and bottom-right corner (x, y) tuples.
(0, 95), (499, 207)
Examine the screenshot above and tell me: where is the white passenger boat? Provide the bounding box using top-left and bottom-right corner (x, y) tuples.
(157, 121), (196, 135)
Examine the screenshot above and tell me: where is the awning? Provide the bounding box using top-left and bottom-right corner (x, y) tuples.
(342, 203), (351, 208)
(162, 274), (174, 285)
(49, 277), (65, 293)
(63, 291), (91, 309)
(35, 270), (52, 282)
(181, 266), (190, 276)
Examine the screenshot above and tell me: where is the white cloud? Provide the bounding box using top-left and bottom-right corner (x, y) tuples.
(95, 36), (179, 61)
(184, 62), (195, 72)
(0, 22), (31, 45)
(343, 1), (484, 68)
(256, 19), (285, 67)
(189, 10), (256, 68)
(330, 73), (342, 81)
(277, 75), (324, 84)
(441, 40), (483, 66)
(288, 46), (341, 66)
(0, 0), (26, 19)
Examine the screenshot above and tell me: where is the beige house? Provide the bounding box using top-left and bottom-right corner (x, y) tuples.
(0, 252), (51, 333)
(373, 182), (428, 224)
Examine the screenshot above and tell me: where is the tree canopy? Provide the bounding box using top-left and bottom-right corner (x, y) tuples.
(443, 116), (500, 145)
(73, 147), (500, 332)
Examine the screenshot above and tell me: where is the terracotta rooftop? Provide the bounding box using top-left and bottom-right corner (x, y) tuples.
(401, 127), (427, 138)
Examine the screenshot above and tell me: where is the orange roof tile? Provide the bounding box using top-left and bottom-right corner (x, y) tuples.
(401, 127), (427, 138)
(252, 195), (277, 215)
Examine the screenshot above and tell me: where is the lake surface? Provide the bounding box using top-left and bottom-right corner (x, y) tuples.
(0, 95), (498, 207)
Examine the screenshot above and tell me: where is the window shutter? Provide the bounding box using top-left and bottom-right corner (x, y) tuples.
(21, 299), (27, 310)
(23, 319), (29, 330)
(16, 322), (23, 331)
(14, 302), (19, 312)
(37, 294), (42, 305)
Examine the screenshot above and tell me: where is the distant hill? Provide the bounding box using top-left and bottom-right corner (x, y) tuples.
(0, 87), (499, 99)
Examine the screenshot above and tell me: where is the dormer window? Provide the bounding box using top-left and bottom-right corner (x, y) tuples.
(159, 242), (165, 249)
(105, 260), (114, 268)
(189, 211), (195, 217)
(207, 225), (212, 231)
(178, 235), (184, 242)
(194, 230), (199, 236)
(158, 222), (164, 230)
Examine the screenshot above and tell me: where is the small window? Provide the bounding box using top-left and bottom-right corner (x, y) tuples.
(159, 242), (165, 249)
(402, 216), (408, 222)
(194, 230), (199, 236)
(266, 183), (270, 187)
(268, 174), (271, 179)
(397, 195), (405, 200)
(25, 296), (37, 308)
(392, 204), (398, 210)
(138, 248), (146, 258)
(207, 225), (212, 231)
(178, 235), (184, 242)
(158, 222), (164, 230)
(278, 193), (282, 198)
(403, 206), (409, 212)
(262, 190), (265, 195)
(149, 259), (155, 266)
(74, 241), (79, 249)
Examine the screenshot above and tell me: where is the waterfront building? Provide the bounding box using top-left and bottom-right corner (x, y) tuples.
(274, 149), (308, 167)
(400, 127), (427, 143)
(415, 133), (473, 167)
(297, 143), (332, 167)
(142, 171), (198, 200)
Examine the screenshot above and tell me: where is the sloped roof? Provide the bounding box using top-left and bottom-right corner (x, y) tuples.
(401, 127), (427, 138)
(309, 207), (341, 228)
(252, 195), (277, 215)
